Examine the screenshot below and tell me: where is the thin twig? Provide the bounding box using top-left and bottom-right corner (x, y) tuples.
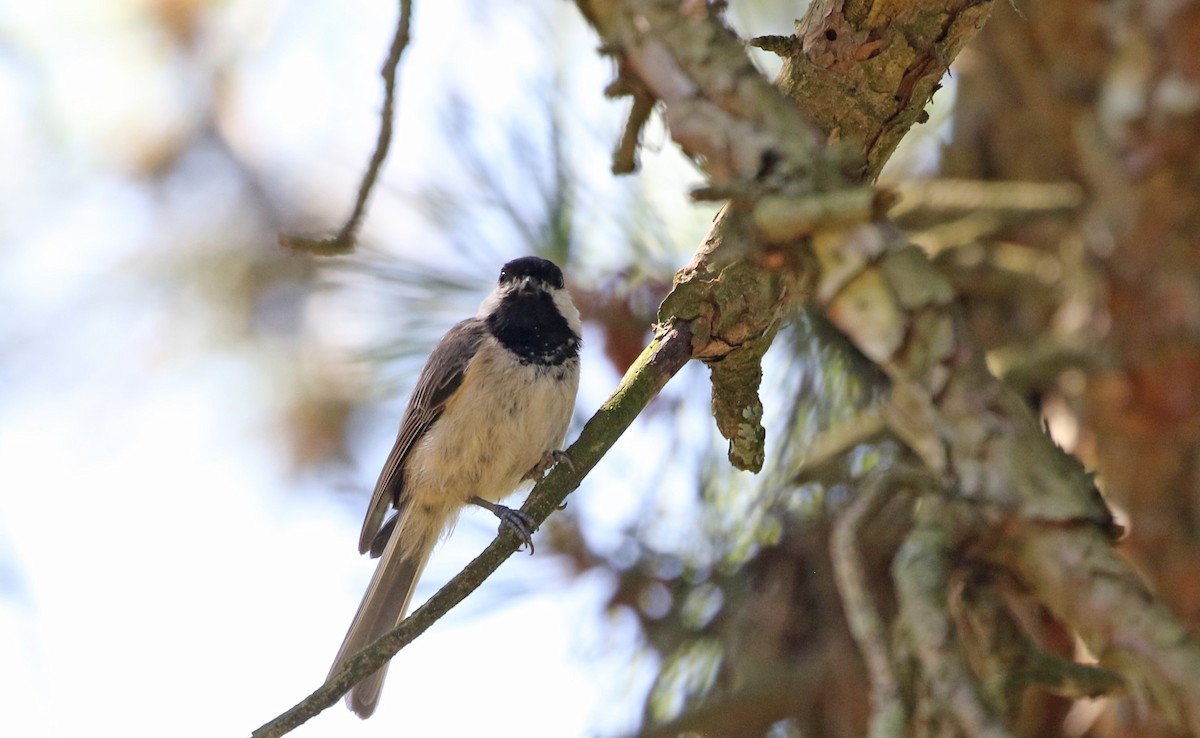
(832, 468), (930, 738)
(753, 188), (896, 243)
(794, 408), (887, 479)
(611, 83), (655, 174)
(249, 326), (693, 738)
(889, 179), (1084, 218)
(279, 0), (414, 255)
(1013, 652), (1125, 700)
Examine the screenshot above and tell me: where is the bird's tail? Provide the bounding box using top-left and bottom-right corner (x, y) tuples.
(328, 521), (436, 719)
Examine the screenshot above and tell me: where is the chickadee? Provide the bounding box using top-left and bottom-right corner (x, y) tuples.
(328, 256), (582, 718)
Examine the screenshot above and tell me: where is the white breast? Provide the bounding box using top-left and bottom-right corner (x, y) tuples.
(401, 336), (580, 524)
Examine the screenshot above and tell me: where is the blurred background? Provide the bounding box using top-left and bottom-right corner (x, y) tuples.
(3, 0), (1199, 737)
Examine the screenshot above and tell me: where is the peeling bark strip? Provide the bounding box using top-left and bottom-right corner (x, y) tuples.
(579, 0), (1200, 732)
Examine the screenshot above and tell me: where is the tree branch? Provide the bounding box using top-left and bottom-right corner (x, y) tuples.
(832, 467), (935, 738)
(894, 499), (1013, 738)
(1008, 527), (1200, 729)
(605, 74), (656, 174)
(279, 0), (413, 255)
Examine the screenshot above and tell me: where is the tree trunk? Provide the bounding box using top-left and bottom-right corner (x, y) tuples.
(944, 2), (1200, 734)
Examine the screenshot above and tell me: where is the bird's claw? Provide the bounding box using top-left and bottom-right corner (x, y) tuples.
(523, 449), (574, 482)
(494, 505), (536, 555)
(549, 449), (575, 471)
(470, 496), (537, 554)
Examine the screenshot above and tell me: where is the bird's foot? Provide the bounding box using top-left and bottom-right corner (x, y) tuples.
(522, 449), (574, 482)
(470, 496), (536, 554)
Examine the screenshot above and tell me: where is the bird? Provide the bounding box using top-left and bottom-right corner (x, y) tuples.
(328, 256), (582, 718)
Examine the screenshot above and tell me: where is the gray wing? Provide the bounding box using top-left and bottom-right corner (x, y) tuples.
(357, 318), (487, 554)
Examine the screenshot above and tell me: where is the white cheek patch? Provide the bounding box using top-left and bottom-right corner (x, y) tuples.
(475, 285), (506, 319)
(552, 287), (582, 338)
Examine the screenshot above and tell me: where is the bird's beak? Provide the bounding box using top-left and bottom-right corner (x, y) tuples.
(515, 276), (539, 295)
